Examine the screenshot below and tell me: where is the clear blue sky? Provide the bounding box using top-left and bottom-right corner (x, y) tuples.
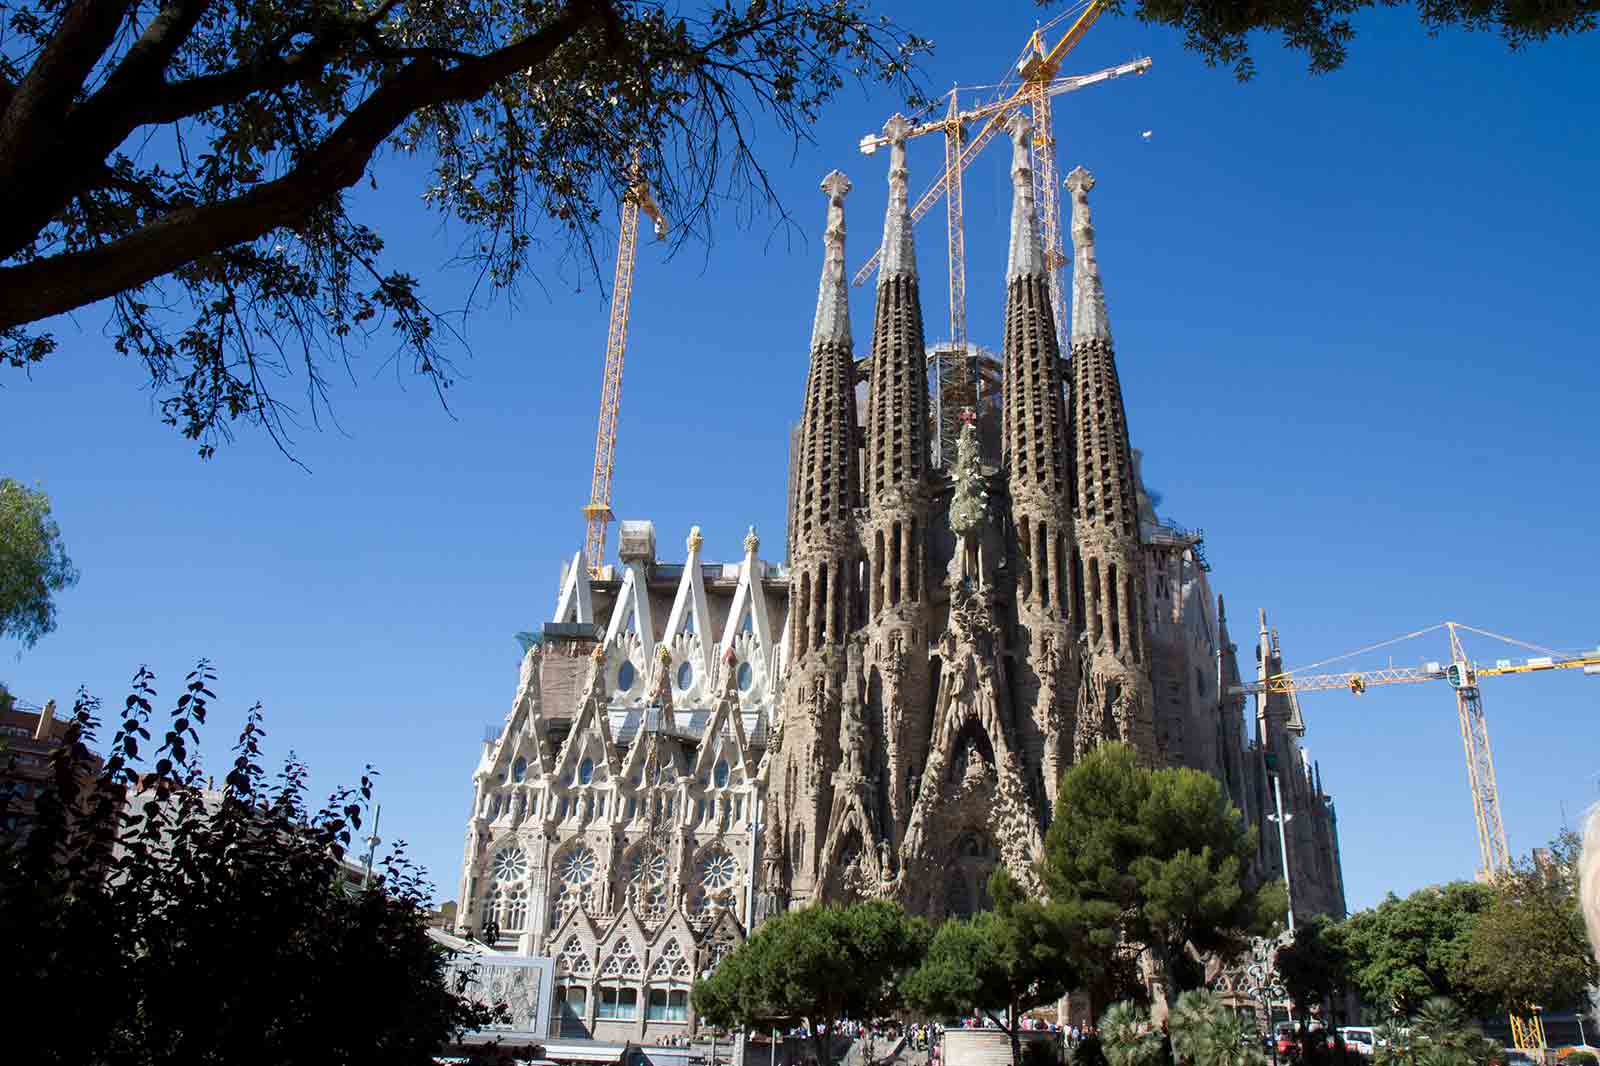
(5, 2), (1597, 913)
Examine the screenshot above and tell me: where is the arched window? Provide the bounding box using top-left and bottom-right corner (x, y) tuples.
(551, 843), (598, 925)
(618, 661), (636, 692)
(676, 661), (694, 691)
(512, 757), (527, 783)
(504, 884), (529, 931)
(736, 661), (753, 692)
(713, 759), (730, 788)
(578, 758), (594, 785)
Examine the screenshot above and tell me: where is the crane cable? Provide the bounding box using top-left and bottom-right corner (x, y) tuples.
(1277, 620), (1569, 678)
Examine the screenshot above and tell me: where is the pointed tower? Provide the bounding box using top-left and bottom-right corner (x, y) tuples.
(1000, 113), (1079, 807)
(1065, 165), (1155, 762)
(861, 114), (934, 845)
(771, 170), (861, 905)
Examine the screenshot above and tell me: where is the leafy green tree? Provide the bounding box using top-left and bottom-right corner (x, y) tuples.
(0, 0), (924, 455)
(1327, 882), (1494, 1017)
(1100, 991), (1265, 1066)
(1277, 915), (1347, 1029)
(0, 479), (78, 648)
(693, 898), (927, 1066)
(903, 867), (1083, 1065)
(0, 662), (501, 1064)
(1198, 1005), (1266, 1066)
(1373, 996), (1499, 1066)
(1101, 1001), (1165, 1066)
(1042, 742), (1285, 1009)
(1460, 831), (1598, 1015)
(1041, 0), (1599, 81)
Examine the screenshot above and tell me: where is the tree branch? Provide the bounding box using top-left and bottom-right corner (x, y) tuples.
(0, 0), (138, 183)
(0, 1), (602, 330)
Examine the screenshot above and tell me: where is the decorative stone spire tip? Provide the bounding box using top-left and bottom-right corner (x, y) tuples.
(1066, 164), (1112, 343)
(878, 114), (918, 282)
(687, 525), (704, 554)
(743, 525), (760, 556)
(810, 171), (852, 351)
(1005, 113), (1045, 281)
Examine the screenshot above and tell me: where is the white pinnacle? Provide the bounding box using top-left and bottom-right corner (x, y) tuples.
(1066, 165), (1111, 343)
(1005, 113), (1045, 281)
(877, 114), (918, 282)
(811, 170), (852, 350)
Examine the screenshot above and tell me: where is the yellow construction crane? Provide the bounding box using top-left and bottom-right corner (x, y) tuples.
(1237, 622), (1599, 1051)
(1238, 621), (1599, 881)
(581, 174), (666, 576)
(852, 1), (1148, 348)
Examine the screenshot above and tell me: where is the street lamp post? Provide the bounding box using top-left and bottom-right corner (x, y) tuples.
(1265, 759), (1296, 934)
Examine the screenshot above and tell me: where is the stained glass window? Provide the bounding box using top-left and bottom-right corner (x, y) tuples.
(491, 846), (528, 882)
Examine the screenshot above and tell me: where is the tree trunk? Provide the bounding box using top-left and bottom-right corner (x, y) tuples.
(1008, 1002), (1022, 1066)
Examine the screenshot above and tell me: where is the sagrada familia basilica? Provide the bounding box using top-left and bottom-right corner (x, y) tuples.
(454, 114), (1347, 1043)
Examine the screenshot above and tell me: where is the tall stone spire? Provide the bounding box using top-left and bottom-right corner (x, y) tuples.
(772, 170), (864, 906)
(791, 170), (861, 556)
(1065, 165), (1154, 763)
(878, 114), (918, 281)
(1067, 166), (1111, 344)
(863, 112), (932, 846)
(812, 170), (852, 350)
(999, 112), (1077, 805)
(1006, 113), (1046, 281)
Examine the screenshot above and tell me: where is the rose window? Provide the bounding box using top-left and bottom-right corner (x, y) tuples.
(690, 849), (738, 917)
(628, 847), (667, 887)
(700, 849), (737, 890)
(556, 845), (597, 886)
(491, 846), (528, 882)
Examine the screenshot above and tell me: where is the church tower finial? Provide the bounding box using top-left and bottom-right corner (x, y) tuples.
(1006, 113), (1045, 281)
(1066, 166), (1110, 343)
(878, 114), (917, 281)
(811, 170), (852, 350)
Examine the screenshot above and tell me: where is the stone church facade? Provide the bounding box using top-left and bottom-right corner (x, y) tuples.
(456, 114), (1345, 1043)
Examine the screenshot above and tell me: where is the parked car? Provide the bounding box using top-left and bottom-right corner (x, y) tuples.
(1338, 1027), (1378, 1058)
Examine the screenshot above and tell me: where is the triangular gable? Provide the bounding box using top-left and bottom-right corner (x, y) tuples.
(598, 932), (644, 979)
(551, 916), (599, 975)
(600, 908), (648, 956)
(775, 609), (792, 687)
(649, 908), (698, 951)
(604, 561), (656, 662)
(661, 527), (713, 676)
(554, 549), (594, 624)
(693, 658), (750, 782)
(556, 651), (620, 778)
(647, 934), (695, 982)
(717, 528), (774, 677)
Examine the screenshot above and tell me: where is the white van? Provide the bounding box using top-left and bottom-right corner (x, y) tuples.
(1339, 1027), (1378, 1057)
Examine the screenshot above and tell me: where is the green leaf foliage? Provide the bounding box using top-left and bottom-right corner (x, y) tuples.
(1063, 0), (1599, 81)
(1277, 915), (1346, 1022)
(692, 897), (927, 1064)
(0, 478), (79, 648)
(1326, 882), (1495, 1016)
(1042, 742), (1281, 1000)
(1372, 996), (1501, 1066)
(1460, 830), (1599, 1013)
(0, 0), (927, 457)
(0, 663), (501, 1064)
(903, 867), (1084, 1063)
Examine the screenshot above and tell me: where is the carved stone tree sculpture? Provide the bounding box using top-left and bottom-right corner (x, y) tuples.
(947, 409), (988, 589)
